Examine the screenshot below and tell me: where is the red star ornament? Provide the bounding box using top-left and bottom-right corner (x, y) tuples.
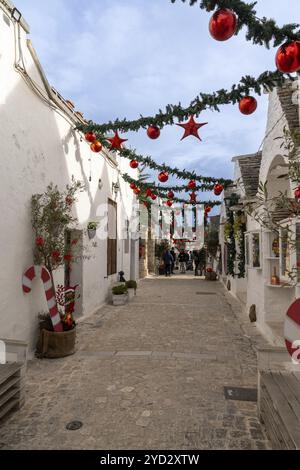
(107, 131), (128, 150)
(176, 116), (208, 141)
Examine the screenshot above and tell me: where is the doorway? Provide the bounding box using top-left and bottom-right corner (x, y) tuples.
(107, 199), (117, 276)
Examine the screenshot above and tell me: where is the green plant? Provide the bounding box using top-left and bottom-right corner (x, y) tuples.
(126, 280), (137, 290)
(112, 284), (128, 295)
(87, 221), (98, 230)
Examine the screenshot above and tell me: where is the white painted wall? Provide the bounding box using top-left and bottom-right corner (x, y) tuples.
(0, 6), (139, 351)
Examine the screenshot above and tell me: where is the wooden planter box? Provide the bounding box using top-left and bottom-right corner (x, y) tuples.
(36, 328), (76, 359)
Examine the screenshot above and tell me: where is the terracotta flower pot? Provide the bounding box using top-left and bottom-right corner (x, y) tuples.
(36, 328), (76, 358)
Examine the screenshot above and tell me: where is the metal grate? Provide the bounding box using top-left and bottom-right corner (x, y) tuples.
(224, 387), (257, 402)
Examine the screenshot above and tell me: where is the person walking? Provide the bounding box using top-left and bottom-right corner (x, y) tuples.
(178, 250), (186, 273)
(170, 248), (176, 274)
(163, 249), (174, 277)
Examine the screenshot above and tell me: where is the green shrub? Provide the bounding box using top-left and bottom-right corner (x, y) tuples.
(87, 221), (98, 230)
(126, 280), (137, 290)
(112, 284), (128, 295)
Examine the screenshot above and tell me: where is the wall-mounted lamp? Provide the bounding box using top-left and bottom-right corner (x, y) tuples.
(11, 8), (22, 22)
(98, 178), (103, 190)
(112, 181), (120, 196)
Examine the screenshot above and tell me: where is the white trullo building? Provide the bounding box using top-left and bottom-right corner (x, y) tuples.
(0, 2), (139, 352)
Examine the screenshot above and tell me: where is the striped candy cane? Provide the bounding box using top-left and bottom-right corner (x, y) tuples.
(22, 265), (63, 332)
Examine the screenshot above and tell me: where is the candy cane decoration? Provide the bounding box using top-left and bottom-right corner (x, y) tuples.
(22, 265), (63, 332)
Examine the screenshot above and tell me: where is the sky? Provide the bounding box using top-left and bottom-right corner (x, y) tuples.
(15, 0), (300, 205)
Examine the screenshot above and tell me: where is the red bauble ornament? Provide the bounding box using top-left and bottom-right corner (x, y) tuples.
(130, 182), (137, 190)
(275, 41), (300, 74)
(239, 96), (257, 115)
(130, 160), (139, 169)
(205, 207), (212, 215)
(147, 125), (160, 140)
(188, 180), (197, 190)
(85, 132), (96, 143)
(167, 191), (174, 199)
(214, 183), (224, 196)
(90, 141), (102, 153)
(36, 237), (45, 247)
(176, 115), (208, 141)
(134, 188), (141, 195)
(65, 196), (73, 206)
(64, 254), (73, 263)
(107, 131), (128, 150)
(209, 8), (237, 41)
(146, 188), (153, 197)
(158, 171), (169, 183)
(151, 194), (157, 201)
(52, 250), (61, 261)
(294, 187), (300, 199)
(166, 200), (173, 207)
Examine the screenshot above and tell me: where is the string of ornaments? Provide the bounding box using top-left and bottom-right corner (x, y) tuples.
(79, 1), (300, 209)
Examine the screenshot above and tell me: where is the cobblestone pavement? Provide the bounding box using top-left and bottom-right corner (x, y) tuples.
(0, 275), (271, 449)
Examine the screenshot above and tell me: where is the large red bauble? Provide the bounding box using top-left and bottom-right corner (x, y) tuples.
(151, 194), (157, 201)
(130, 182), (137, 190)
(209, 9), (237, 42)
(167, 191), (174, 199)
(239, 96), (257, 115)
(158, 171), (169, 183)
(294, 187), (300, 199)
(188, 180), (196, 190)
(90, 141), (102, 152)
(166, 200), (173, 207)
(214, 183), (224, 196)
(130, 160), (139, 169)
(134, 187), (141, 195)
(275, 41), (300, 74)
(147, 126), (160, 140)
(85, 132), (96, 143)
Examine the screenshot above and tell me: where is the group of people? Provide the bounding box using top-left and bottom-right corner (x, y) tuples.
(162, 248), (206, 277)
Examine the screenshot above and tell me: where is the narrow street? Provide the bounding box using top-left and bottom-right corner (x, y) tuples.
(0, 276), (271, 450)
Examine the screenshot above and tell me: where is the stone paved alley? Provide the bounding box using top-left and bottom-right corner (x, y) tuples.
(0, 276), (271, 450)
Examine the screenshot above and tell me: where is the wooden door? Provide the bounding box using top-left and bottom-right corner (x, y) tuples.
(107, 199), (117, 276)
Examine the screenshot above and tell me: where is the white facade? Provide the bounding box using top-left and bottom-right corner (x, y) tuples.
(0, 4), (139, 351)
(220, 78), (300, 344)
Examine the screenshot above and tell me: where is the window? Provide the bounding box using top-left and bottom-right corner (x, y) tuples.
(245, 233), (250, 266)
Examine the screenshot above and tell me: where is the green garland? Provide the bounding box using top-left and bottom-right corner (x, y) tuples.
(78, 70), (287, 134)
(122, 172), (217, 191)
(171, 0), (300, 47)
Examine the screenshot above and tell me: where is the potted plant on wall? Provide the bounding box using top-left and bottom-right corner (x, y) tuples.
(112, 284), (128, 306)
(29, 179), (85, 358)
(125, 280), (137, 300)
(87, 221), (98, 239)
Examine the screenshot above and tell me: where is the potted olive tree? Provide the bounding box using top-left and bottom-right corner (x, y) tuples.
(112, 284), (128, 306)
(31, 179), (85, 358)
(125, 280), (137, 300)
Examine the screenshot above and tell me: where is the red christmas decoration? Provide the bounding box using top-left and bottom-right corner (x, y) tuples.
(205, 207), (212, 216)
(130, 182), (137, 190)
(176, 115), (208, 141)
(65, 196), (73, 206)
(190, 192), (197, 201)
(130, 160), (139, 169)
(90, 141), (102, 153)
(158, 171), (169, 183)
(36, 237), (45, 247)
(209, 8), (237, 41)
(151, 193), (157, 201)
(52, 250), (61, 261)
(239, 96), (257, 115)
(188, 180), (197, 190)
(107, 131), (128, 150)
(64, 254), (73, 263)
(85, 132), (96, 143)
(147, 125), (160, 140)
(275, 41), (300, 74)
(134, 188), (141, 195)
(146, 188), (153, 197)
(166, 200), (173, 207)
(214, 183), (224, 196)
(143, 201), (150, 208)
(167, 191), (174, 199)
(294, 187), (300, 199)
